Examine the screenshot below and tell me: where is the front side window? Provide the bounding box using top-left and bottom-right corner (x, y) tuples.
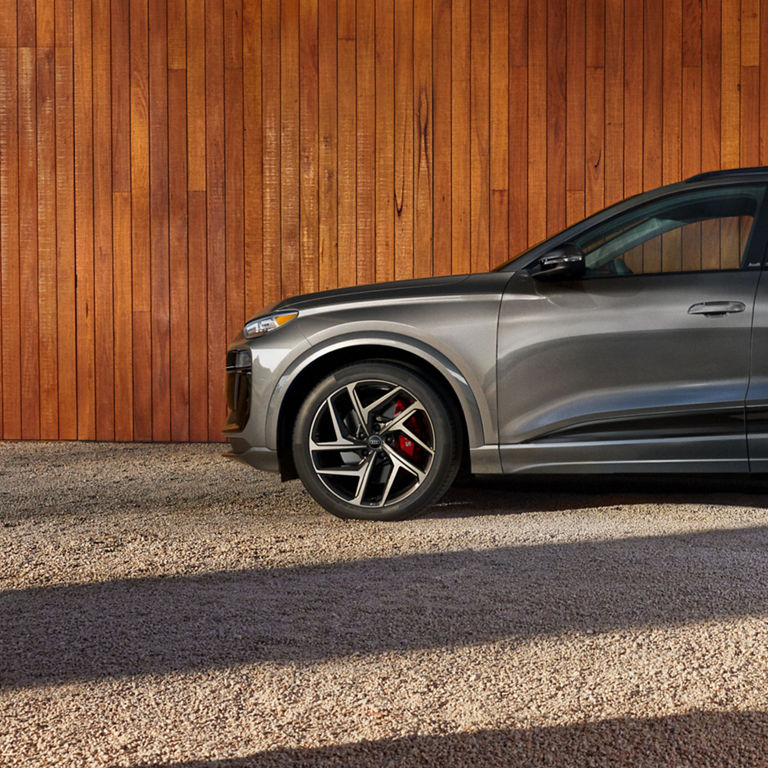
(574, 185), (765, 278)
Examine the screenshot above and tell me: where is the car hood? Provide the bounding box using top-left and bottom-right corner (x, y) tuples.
(272, 274), (475, 313)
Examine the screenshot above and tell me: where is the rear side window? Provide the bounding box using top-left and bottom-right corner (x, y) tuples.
(575, 185), (765, 278)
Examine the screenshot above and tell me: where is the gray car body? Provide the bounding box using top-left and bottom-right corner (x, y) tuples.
(225, 169), (768, 478)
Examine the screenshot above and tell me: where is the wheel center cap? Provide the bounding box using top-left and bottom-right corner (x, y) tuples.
(366, 434), (383, 450)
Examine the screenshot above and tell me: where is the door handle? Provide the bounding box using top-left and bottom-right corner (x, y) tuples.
(687, 301), (746, 316)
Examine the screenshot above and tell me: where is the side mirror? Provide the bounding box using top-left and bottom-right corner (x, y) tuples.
(530, 244), (586, 281)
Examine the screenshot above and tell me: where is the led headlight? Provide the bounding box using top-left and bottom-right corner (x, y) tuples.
(243, 311), (298, 339)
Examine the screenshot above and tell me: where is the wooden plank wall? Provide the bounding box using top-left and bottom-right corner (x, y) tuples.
(0, 0), (766, 441)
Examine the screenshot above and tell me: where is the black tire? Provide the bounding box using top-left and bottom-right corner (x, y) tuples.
(292, 362), (462, 520)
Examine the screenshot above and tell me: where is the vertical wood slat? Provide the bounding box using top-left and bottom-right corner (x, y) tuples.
(225, 0), (245, 343)
(566, 0), (585, 224)
(299, 0), (319, 294)
(243, 0), (264, 313)
(337, 0), (357, 286)
(19, 43), (40, 438)
(93, 0), (114, 440)
(489, 0), (509, 269)
(317, 0), (337, 291)
(187, 0), (207, 441)
(205, 0), (226, 439)
(375, 0), (394, 282)
(394, 0), (413, 280)
(130, 0), (151, 440)
(0, 46), (21, 439)
(432, 0), (451, 276)
(261, 0), (281, 307)
(56, 0), (77, 440)
(280, 0), (300, 297)
(356, 0), (375, 284)
(149, 0), (170, 441)
(470, 0), (490, 271)
(451, 0), (470, 275)
(546, 0), (566, 234)
(37, 39), (58, 439)
(74, 0), (95, 439)
(413, 0), (432, 278)
(508, 0), (528, 256)
(168, 0), (189, 441)
(6, 0), (768, 442)
(111, 0), (132, 441)
(527, 0), (546, 241)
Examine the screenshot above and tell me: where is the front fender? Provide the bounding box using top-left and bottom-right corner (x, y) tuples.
(264, 330), (494, 451)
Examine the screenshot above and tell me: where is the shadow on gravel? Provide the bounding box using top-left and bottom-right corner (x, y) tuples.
(126, 710), (768, 768)
(3, 525), (768, 689)
(436, 473), (768, 517)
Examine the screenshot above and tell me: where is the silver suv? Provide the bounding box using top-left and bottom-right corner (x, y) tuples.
(225, 168), (768, 520)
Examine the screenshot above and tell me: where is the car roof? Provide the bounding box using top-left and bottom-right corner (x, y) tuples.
(686, 166), (768, 183)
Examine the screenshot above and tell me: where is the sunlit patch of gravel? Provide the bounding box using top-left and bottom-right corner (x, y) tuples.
(2, 441), (768, 767)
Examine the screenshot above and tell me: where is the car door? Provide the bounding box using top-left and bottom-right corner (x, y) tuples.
(497, 183), (768, 474)
(746, 272), (768, 470)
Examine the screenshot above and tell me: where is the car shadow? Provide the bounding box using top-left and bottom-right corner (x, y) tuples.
(123, 710), (768, 768)
(432, 473), (768, 517)
(3, 524), (768, 689)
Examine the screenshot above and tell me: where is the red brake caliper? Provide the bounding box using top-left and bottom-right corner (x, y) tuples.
(393, 399), (422, 461)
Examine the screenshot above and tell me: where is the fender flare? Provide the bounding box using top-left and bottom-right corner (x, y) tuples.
(264, 331), (493, 450)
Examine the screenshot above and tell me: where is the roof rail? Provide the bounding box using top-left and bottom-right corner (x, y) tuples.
(685, 166), (768, 183)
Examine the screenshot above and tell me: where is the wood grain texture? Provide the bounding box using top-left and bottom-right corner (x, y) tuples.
(56, 0), (77, 440)
(261, 0), (281, 306)
(356, 0), (376, 284)
(4, 0), (768, 442)
(37, 43), (58, 439)
(394, 0), (413, 280)
(130, 0), (151, 440)
(490, 0), (509, 269)
(0, 48), (21, 438)
(375, 0), (394, 282)
(205, 0), (226, 439)
(93, 0), (114, 440)
(299, 0), (319, 293)
(317, 0), (337, 291)
(451, 0), (470, 274)
(19, 45), (40, 438)
(413, 0), (432, 278)
(111, 0), (132, 441)
(470, 0), (490, 272)
(243, 0), (263, 313)
(432, 0), (451, 275)
(337, 0), (357, 286)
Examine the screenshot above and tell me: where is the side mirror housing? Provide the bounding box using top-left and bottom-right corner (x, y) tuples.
(530, 244), (586, 281)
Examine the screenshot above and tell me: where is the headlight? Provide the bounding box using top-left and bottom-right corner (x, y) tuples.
(243, 311), (298, 339)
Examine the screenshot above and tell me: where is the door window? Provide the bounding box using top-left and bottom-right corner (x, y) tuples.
(575, 185), (766, 278)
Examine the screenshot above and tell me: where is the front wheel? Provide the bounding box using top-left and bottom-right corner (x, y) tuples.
(292, 362), (462, 520)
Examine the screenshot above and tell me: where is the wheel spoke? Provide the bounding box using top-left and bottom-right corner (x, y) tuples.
(316, 465), (366, 476)
(326, 394), (350, 444)
(310, 440), (363, 451)
(346, 384), (369, 436)
(379, 400), (422, 434)
(396, 423), (434, 455)
(352, 454), (377, 505)
(363, 386), (403, 420)
(378, 463), (399, 507)
(382, 444), (426, 483)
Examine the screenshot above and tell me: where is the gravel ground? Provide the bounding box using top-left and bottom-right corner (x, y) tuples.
(2, 441), (768, 767)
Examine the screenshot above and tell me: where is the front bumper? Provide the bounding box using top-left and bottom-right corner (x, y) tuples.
(224, 437), (280, 473)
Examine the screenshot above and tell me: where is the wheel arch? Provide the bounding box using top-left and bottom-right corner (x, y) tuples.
(273, 341), (483, 481)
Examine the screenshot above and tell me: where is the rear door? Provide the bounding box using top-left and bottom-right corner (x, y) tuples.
(497, 183), (768, 474)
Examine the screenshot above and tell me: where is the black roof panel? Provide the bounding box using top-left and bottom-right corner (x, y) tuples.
(685, 166), (768, 183)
